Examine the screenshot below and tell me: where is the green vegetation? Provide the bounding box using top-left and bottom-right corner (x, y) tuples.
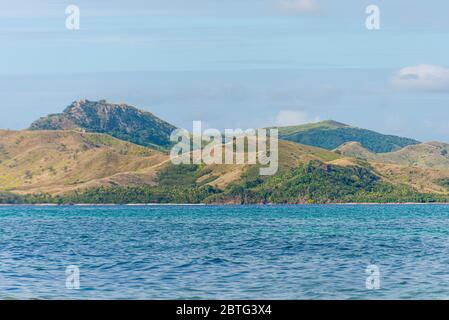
(51, 185), (219, 204)
(156, 164), (204, 186)
(209, 161), (447, 204)
(436, 178), (449, 191)
(272, 120), (347, 135)
(0, 192), (24, 204)
(5, 161), (446, 205)
(0, 185), (219, 205)
(276, 121), (420, 153)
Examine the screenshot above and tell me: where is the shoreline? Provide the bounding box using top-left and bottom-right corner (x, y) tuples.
(1, 202), (449, 207)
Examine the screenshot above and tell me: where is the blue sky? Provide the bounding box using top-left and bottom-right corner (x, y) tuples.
(1, 0), (449, 142)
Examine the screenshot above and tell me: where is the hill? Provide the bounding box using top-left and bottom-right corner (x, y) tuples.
(275, 120), (420, 153)
(29, 99), (177, 149)
(0, 130), (340, 196)
(1, 129), (447, 204)
(0, 130), (168, 195)
(336, 141), (449, 168)
(4, 107), (449, 204)
(334, 141), (449, 194)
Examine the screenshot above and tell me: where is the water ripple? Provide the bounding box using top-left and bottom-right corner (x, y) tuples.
(1, 204), (449, 299)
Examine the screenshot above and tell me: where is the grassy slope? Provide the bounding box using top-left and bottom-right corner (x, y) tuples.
(157, 140), (448, 204)
(335, 141), (449, 194)
(154, 139), (342, 190)
(336, 141), (449, 168)
(0, 130), (168, 195)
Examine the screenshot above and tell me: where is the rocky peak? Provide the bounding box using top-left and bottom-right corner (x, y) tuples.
(30, 99), (177, 149)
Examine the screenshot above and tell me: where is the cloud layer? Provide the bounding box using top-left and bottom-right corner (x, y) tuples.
(391, 65), (449, 92)
(275, 110), (320, 127)
(277, 0), (320, 15)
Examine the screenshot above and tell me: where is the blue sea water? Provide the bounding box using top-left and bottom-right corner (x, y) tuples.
(1, 204), (449, 300)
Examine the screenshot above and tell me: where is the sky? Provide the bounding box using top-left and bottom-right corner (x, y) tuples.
(1, 0), (449, 142)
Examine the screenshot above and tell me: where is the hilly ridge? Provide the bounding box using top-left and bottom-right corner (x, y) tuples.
(0, 130), (167, 195)
(2, 100), (449, 204)
(275, 120), (420, 153)
(1, 128), (447, 204)
(336, 141), (449, 168)
(0, 130), (343, 196)
(29, 99), (177, 149)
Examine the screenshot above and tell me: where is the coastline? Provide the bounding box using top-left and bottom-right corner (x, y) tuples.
(1, 202), (449, 206)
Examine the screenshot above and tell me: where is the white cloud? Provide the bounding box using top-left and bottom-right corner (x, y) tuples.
(275, 110), (320, 126)
(391, 65), (449, 92)
(277, 0), (321, 15)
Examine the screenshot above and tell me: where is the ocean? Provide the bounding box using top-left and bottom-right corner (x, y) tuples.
(1, 204), (449, 299)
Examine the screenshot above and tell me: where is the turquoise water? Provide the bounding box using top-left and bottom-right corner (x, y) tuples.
(1, 205), (449, 300)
